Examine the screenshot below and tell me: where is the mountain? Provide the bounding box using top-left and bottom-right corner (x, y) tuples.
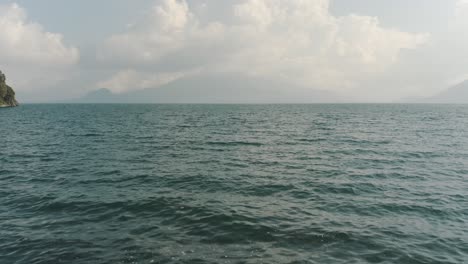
(79, 73), (342, 104)
(0, 71), (19, 107)
(400, 80), (468, 104)
(427, 80), (468, 103)
(79, 88), (118, 103)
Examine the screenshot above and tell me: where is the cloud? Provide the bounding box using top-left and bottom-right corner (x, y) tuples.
(99, 0), (195, 64)
(0, 3), (79, 91)
(456, 0), (468, 18)
(98, 0), (428, 94)
(96, 69), (198, 93)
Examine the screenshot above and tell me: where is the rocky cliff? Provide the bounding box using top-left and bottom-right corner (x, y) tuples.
(0, 71), (19, 107)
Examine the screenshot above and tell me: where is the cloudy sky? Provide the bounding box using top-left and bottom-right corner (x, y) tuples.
(0, 0), (467, 102)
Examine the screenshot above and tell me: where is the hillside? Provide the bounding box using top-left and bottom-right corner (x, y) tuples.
(80, 73), (341, 104)
(0, 71), (19, 107)
(428, 80), (468, 103)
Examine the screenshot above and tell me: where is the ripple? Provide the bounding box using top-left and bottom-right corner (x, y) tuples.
(1, 104), (468, 264)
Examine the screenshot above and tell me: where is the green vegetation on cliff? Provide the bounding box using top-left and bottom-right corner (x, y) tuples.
(0, 71), (19, 107)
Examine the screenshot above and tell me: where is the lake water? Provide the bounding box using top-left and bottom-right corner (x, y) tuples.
(1, 104), (467, 263)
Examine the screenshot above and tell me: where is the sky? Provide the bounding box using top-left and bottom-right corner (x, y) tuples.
(0, 0), (467, 102)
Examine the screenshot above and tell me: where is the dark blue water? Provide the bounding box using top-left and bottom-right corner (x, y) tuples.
(1, 104), (467, 264)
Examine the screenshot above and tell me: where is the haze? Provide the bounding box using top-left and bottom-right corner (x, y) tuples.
(1, 0), (467, 103)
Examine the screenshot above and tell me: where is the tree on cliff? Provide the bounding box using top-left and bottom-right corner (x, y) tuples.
(0, 71), (19, 107)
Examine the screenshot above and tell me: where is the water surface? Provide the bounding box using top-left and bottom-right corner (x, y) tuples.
(1, 104), (467, 263)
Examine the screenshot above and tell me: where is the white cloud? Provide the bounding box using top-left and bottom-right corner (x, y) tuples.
(456, 0), (468, 17)
(96, 69), (197, 93)
(98, 0), (428, 94)
(99, 0), (194, 64)
(0, 3), (79, 91)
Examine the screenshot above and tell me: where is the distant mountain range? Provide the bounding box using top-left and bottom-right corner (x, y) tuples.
(403, 80), (468, 104)
(77, 73), (342, 104)
(425, 80), (468, 103)
(78, 73), (468, 104)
